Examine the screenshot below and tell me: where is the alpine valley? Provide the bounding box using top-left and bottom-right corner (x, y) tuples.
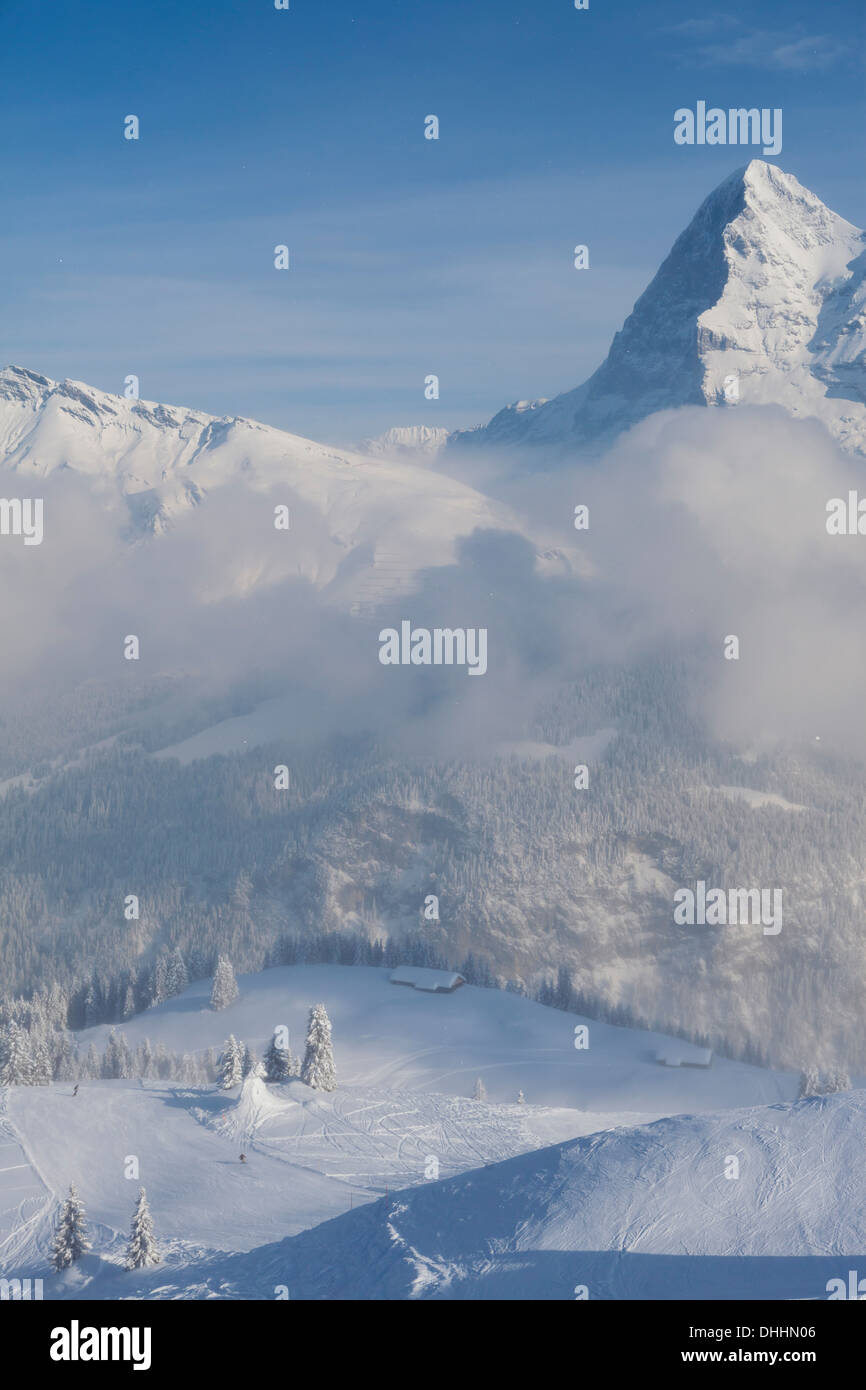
(2, 160), (866, 1300)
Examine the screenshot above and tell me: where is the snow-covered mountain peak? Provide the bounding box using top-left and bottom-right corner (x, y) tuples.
(0, 364), (214, 430)
(735, 159), (857, 249)
(0, 364), (52, 404)
(455, 162), (866, 457)
(358, 425), (450, 461)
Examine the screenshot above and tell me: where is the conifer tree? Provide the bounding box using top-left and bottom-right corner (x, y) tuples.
(31, 1032), (53, 1085)
(125, 1187), (159, 1269)
(165, 948), (188, 999)
(0, 1020), (34, 1085)
(218, 1035), (244, 1089)
(824, 1068), (851, 1094)
(264, 1031), (292, 1083)
(210, 956), (239, 1011)
(300, 1005), (337, 1091)
(242, 1044), (262, 1079)
(55, 1036), (76, 1082)
(51, 1185), (91, 1270)
(152, 957), (169, 1006)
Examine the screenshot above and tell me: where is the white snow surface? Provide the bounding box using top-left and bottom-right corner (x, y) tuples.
(0, 964), (823, 1301)
(0, 366), (573, 607)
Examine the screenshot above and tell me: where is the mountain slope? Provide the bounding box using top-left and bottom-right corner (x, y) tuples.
(28, 1088), (864, 1301)
(0, 964), (804, 1301)
(242, 1089), (864, 1301)
(0, 365), (569, 604)
(455, 161), (866, 457)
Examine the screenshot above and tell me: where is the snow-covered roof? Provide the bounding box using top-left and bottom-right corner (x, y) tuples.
(389, 966), (465, 992)
(655, 1045), (713, 1068)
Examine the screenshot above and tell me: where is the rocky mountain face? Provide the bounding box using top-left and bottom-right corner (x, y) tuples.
(453, 161), (866, 457)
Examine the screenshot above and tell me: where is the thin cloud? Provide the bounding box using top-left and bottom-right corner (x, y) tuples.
(698, 32), (848, 72)
(666, 19), (848, 73)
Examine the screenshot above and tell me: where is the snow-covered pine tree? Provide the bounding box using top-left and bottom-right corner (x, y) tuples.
(125, 1187), (159, 1269)
(122, 984), (137, 1020)
(51, 1185), (91, 1270)
(824, 1068), (851, 1094)
(102, 1029), (134, 1080)
(554, 964), (575, 1012)
(101, 1030), (118, 1079)
(134, 1038), (155, 1078)
(165, 948), (188, 999)
(178, 1052), (199, 1083)
(210, 955), (239, 1011)
(218, 1035), (244, 1089)
(152, 957), (169, 1007)
(30, 1031), (54, 1085)
(263, 1031), (292, 1083)
(231, 870), (253, 915)
(300, 1005), (337, 1091)
(242, 1045), (262, 1079)
(798, 1066), (821, 1098)
(472, 1077), (487, 1101)
(517, 1089), (526, 1105)
(154, 1043), (172, 1080)
(83, 982), (99, 1028)
(47, 982), (69, 1030)
(0, 1020), (35, 1085)
(55, 1036), (77, 1082)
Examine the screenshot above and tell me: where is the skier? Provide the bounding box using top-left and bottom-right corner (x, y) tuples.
(239, 1153), (246, 1163)
(72, 1084), (79, 1097)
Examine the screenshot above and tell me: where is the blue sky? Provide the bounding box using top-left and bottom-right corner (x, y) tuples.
(0, 0), (863, 443)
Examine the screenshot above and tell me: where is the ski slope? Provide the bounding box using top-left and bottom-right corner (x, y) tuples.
(200, 1090), (866, 1301)
(0, 965), (831, 1301)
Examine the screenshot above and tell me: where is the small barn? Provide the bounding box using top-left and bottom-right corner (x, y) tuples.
(389, 966), (465, 994)
(655, 1044), (713, 1069)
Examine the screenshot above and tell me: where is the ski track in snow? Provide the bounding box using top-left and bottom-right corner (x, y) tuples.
(0, 965), (837, 1300)
(0, 1092), (56, 1271)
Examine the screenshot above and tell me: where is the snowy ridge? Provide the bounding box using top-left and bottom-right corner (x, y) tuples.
(0, 366), (573, 601)
(357, 425), (450, 461)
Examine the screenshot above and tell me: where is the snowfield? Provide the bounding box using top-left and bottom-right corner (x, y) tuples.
(79, 966), (791, 1113)
(204, 1091), (866, 1301)
(1, 964), (835, 1301)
